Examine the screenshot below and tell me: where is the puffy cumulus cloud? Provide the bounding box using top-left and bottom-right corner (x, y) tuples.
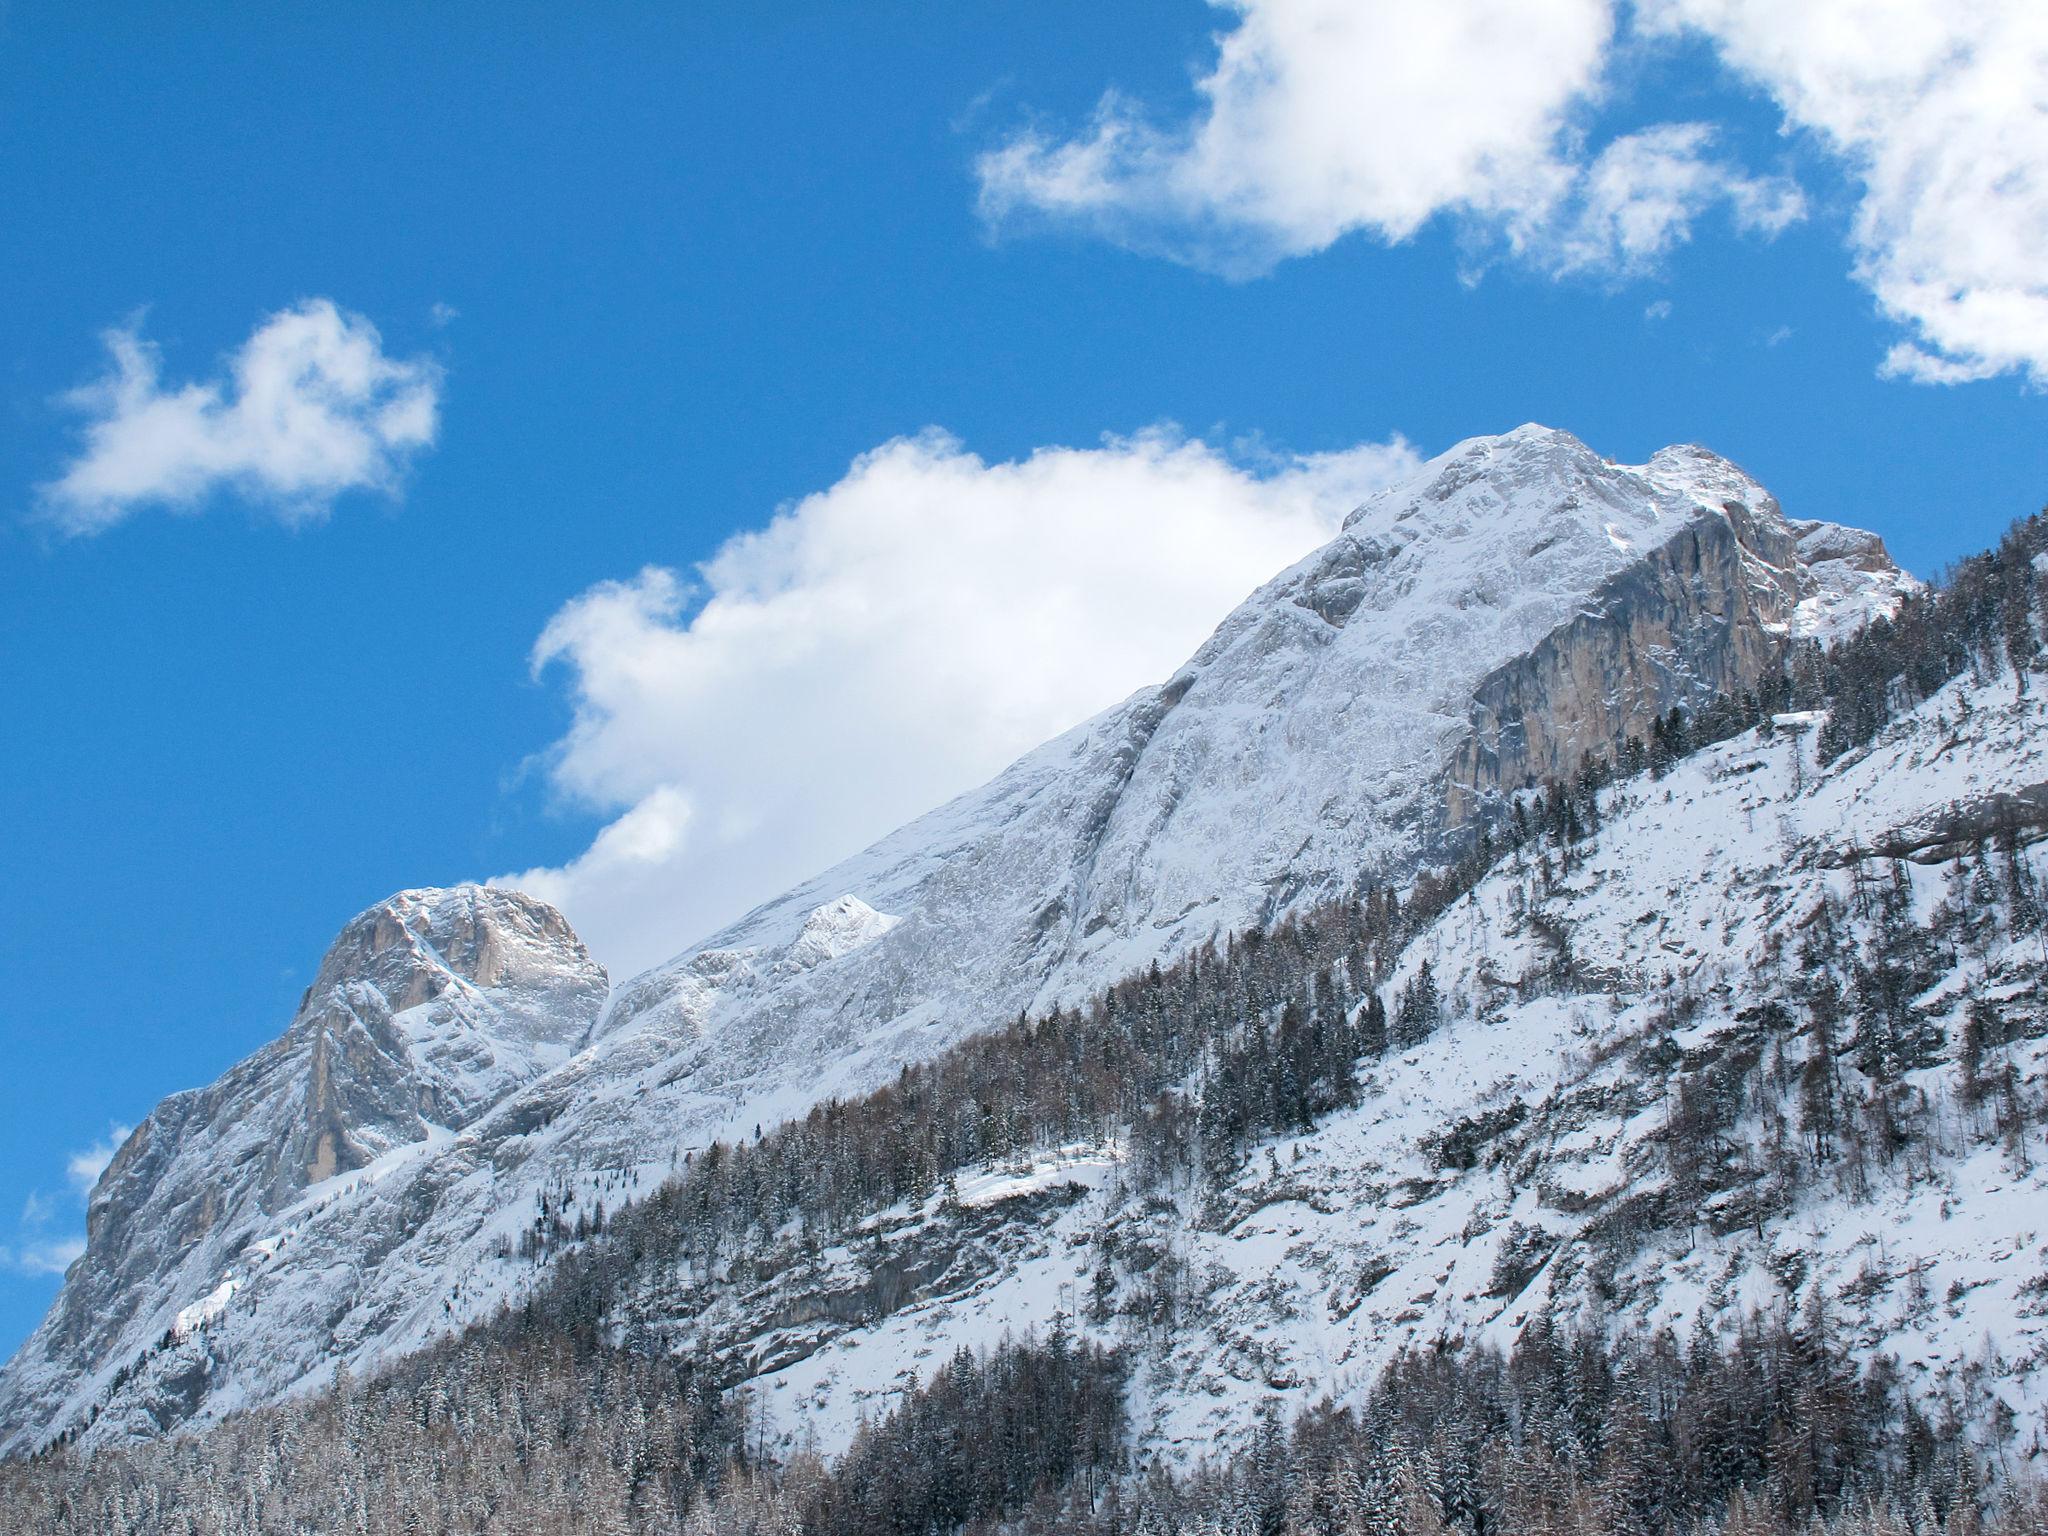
(976, 1), (1795, 278)
(496, 428), (1419, 976)
(982, 0), (2048, 384)
(1640, 0), (2048, 385)
(41, 300), (441, 534)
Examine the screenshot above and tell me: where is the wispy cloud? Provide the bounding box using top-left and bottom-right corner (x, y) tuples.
(65, 1126), (129, 1196)
(5, 1238), (85, 1279)
(5, 1123), (131, 1280)
(40, 299), (442, 535)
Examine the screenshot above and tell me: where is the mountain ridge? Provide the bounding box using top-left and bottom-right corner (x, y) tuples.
(0, 424), (1915, 1455)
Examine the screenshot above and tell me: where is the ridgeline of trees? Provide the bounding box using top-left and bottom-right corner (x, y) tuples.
(1814, 510), (2048, 761)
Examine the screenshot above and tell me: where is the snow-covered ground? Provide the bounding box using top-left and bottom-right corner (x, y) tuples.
(715, 669), (2048, 1464)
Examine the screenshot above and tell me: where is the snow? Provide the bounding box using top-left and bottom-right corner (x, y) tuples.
(951, 1146), (1118, 1210)
(171, 1281), (239, 1342)
(707, 667), (2048, 1467)
(779, 895), (900, 975)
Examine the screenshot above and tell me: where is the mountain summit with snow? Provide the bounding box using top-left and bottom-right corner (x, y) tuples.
(5, 886), (605, 1447)
(0, 426), (1917, 1455)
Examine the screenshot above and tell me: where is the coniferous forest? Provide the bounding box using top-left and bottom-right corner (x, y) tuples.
(5, 1315), (2045, 1534)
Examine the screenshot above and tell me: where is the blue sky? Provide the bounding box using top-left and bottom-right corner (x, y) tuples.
(2, 1), (2045, 1355)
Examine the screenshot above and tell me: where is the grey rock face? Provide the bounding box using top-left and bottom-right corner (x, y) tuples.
(2, 886), (604, 1447)
(1445, 457), (1908, 819)
(0, 426), (1912, 1455)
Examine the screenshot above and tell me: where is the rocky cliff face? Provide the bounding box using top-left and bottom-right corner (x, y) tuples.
(0, 426), (1912, 1455)
(7, 887), (604, 1445)
(1446, 454), (1910, 819)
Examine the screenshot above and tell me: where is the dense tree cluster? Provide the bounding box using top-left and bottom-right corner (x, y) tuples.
(0, 1330), (1124, 1535)
(1815, 510), (2048, 761)
(988, 1315), (2047, 1536)
(0, 1333), (742, 1533)
(7, 1314), (2041, 1535)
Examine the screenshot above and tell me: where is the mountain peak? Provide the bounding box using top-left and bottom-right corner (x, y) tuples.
(312, 884), (599, 1009)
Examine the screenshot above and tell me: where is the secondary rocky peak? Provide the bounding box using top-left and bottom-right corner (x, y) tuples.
(0, 885), (611, 1456)
(284, 885), (606, 1155)
(307, 884), (603, 1023)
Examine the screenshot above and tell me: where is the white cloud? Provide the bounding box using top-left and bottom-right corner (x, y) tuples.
(1509, 123), (1804, 276)
(976, 1), (1797, 279)
(5, 1124), (129, 1280)
(4, 1238), (85, 1279)
(41, 299), (442, 534)
(1641, 0), (2048, 386)
(497, 427), (1418, 976)
(981, 0), (2048, 384)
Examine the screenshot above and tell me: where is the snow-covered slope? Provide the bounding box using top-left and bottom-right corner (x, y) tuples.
(653, 666), (2048, 1466)
(0, 426), (1910, 1454)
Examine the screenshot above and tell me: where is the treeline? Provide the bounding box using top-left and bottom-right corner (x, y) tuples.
(8, 1312), (2042, 1535)
(1816, 509), (2048, 761)
(984, 1313), (2046, 1536)
(511, 858), (1521, 1343)
(0, 1329), (1125, 1536)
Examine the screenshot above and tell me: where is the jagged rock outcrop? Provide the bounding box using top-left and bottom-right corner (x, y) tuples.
(6, 887), (603, 1444)
(1446, 456), (1911, 818)
(0, 425), (1913, 1455)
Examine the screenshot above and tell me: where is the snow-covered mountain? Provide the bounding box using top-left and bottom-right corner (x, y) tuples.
(0, 887), (606, 1444)
(0, 426), (1914, 1455)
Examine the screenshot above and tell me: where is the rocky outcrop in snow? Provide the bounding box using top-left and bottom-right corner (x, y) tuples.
(1443, 451), (1912, 820)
